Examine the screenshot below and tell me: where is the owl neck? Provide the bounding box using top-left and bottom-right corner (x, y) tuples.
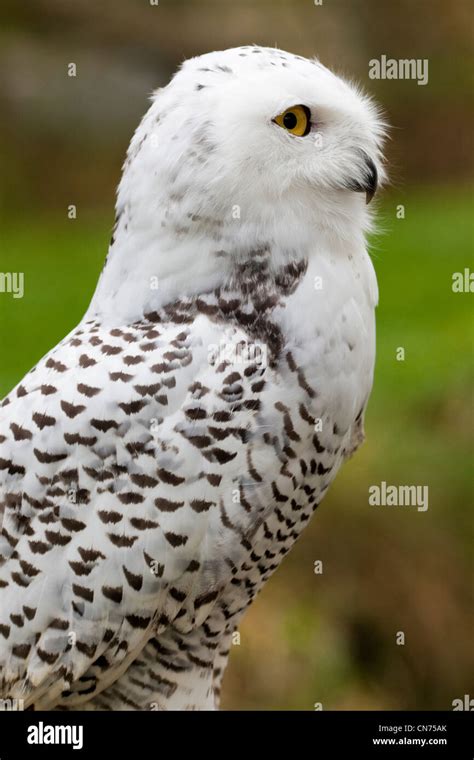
(85, 176), (367, 327)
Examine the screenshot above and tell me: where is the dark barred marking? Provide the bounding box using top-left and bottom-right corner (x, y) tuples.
(139, 341), (157, 352)
(64, 433), (98, 446)
(49, 618), (69, 630)
(119, 400), (148, 415)
(118, 492), (144, 505)
(78, 547), (106, 562)
(73, 584), (94, 602)
(189, 381), (210, 398)
(157, 467), (185, 486)
(164, 531), (188, 547)
(122, 565), (143, 590)
(243, 365), (258, 378)
(247, 449), (263, 482)
(169, 587), (186, 603)
(77, 383), (102, 397)
(283, 413), (301, 442)
(79, 354), (96, 368)
(10, 423), (32, 441)
(297, 370), (316, 398)
(223, 371), (241, 385)
(110, 371), (134, 382)
(83, 466), (114, 481)
(34, 448), (67, 464)
(184, 407), (206, 420)
(203, 447), (237, 465)
(61, 518), (86, 532)
(126, 441), (150, 457)
(123, 355), (144, 366)
(60, 400), (86, 419)
(69, 561), (94, 576)
(46, 358), (68, 372)
(90, 419), (119, 432)
(11, 573), (30, 589)
(37, 647), (59, 664)
(129, 517), (159, 531)
(76, 642), (98, 658)
(23, 492), (52, 509)
(19, 560), (40, 577)
(238, 485), (252, 513)
(12, 643), (31, 659)
(299, 403), (316, 425)
(130, 473), (159, 488)
(108, 533), (138, 548)
(28, 540), (52, 554)
(53, 468), (78, 484)
(184, 434), (212, 449)
(317, 462), (331, 475)
(44, 530), (72, 546)
(133, 382), (162, 397)
(286, 353), (317, 398)
(101, 344), (123, 356)
(190, 499), (214, 513)
(312, 434), (325, 453)
(126, 614), (151, 629)
(155, 497), (184, 512)
(195, 589), (219, 609)
(102, 586), (123, 604)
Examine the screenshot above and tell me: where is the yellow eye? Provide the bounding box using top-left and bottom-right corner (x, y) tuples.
(274, 105), (311, 136)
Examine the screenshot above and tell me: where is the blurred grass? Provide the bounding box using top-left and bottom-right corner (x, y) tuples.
(0, 186), (473, 709)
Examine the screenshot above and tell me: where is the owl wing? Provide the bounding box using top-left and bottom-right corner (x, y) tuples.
(0, 312), (290, 707)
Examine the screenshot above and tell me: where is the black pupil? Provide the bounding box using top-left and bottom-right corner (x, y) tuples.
(283, 111), (298, 130)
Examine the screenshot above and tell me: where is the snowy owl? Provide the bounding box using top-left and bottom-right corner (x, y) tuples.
(0, 46), (385, 710)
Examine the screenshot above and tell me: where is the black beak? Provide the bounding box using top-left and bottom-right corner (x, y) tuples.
(363, 158), (378, 204)
(347, 154), (378, 204)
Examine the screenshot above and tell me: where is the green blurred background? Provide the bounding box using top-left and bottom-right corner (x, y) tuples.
(0, 0), (473, 710)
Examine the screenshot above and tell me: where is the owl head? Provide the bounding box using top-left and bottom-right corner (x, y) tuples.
(94, 47), (386, 319)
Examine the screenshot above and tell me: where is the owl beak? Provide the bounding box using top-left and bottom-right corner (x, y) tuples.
(363, 158), (378, 204)
(347, 154), (378, 204)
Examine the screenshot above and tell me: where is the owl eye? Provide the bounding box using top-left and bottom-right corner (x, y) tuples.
(273, 105), (311, 137)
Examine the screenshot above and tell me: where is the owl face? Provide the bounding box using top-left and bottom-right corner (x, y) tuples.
(147, 47), (386, 227)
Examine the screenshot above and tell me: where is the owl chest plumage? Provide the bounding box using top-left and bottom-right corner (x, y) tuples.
(201, 246), (377, 616)
(0, 243), (376, 708)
